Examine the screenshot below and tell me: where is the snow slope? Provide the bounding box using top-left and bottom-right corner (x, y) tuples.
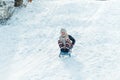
(0, 0), (120, 80)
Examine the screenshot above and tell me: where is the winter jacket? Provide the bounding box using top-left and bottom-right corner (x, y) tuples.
(58, 35), (75, 49)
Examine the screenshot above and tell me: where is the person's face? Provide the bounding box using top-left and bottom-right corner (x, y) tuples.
(61, 32), (65, 36)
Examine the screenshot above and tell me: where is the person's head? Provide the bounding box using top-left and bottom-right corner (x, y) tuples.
(60, 28), (67, 36)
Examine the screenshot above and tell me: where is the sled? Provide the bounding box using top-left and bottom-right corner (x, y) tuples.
(59, 51), (71, 58)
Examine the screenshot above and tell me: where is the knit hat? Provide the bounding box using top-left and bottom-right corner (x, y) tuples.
(60, 28), (67, 33)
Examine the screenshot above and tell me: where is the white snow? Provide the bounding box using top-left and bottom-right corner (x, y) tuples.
(0, 0), (120, 80)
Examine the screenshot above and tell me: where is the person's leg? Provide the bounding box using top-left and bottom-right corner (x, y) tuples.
(61, 48), (69, 52)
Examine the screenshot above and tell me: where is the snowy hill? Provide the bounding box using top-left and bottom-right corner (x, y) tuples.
(0, 0), (120, 80)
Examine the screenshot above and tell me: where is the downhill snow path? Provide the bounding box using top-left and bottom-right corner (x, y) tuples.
(0, 0), (120, 80)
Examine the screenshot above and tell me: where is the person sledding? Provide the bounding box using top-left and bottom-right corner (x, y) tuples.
(58, 28), (75, 57)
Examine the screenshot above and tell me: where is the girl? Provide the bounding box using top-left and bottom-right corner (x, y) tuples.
(58, 28), (75, 53)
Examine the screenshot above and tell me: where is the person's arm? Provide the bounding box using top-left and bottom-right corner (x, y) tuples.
(68, 35), (75, 45)
(58, 40), (64, 48)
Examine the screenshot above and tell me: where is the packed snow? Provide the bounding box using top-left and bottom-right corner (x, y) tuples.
(0, 0), (120, 80)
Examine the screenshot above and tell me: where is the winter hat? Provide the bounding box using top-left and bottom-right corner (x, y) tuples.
(60, 28), (67, 33)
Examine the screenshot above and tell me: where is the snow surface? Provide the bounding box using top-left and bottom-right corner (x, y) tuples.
(0, 0), (120, 80)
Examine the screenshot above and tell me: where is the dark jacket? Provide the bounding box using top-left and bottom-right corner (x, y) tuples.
(68, 35), (75, 45)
